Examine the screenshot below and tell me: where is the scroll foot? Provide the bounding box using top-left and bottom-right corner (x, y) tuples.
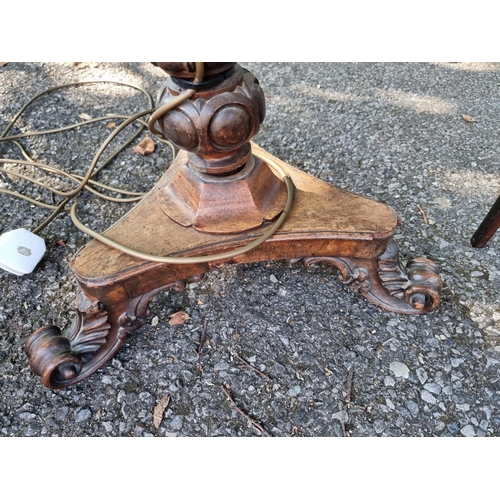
(25, 275), (205, 389)
(25, 292), (110, 389)
(299, 239), (442, 315)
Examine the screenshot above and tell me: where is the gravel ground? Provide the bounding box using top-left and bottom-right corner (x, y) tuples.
(0, 62), (499, 437)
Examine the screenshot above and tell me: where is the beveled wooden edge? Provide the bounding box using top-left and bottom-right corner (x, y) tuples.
(71, 144), (399, 283)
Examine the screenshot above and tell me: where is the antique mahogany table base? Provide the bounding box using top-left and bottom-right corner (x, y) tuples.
(25, 63), (442, 389)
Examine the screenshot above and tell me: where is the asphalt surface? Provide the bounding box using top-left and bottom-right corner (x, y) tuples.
(0, 62), (499, 437)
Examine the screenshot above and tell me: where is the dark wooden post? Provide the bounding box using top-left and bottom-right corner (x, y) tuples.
(471, 194), (500, 247)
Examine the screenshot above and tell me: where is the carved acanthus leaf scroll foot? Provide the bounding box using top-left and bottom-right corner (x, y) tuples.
(297, 239), (442, 315)
(25, 274), (204, 389)
(25, 290), (110, 389)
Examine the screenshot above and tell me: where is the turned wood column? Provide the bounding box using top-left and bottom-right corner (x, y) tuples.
(151, 62), (287, 233)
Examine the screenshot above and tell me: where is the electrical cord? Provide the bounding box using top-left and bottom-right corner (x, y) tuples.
(69, 151), (294, 264)
(0, 80), (158, 232)
(147, 62), (204, 141)
(0, 63), (295, 266)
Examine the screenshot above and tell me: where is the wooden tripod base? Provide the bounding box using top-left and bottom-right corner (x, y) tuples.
(25, 144), (442, 389)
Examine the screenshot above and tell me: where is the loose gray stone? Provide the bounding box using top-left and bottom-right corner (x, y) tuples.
(435, 421), (445, 432)
(279, 336), (289, 347)
(389, 362), (410, 378)
(416, 368), (428, 385)
(483, 407), (492, 420)
(451, 358), (465, 367)
(27, 423), (42, 437)
(426, 338), (440, 348)
(102, 421), (115, 433)
(55, 407), (70, 421)
(331, 410), (348, 422)
(420, 390), (437, 405)
(423, 382), (441, 395)
(75, 409), (92, 423)
(287, 385), (301, 397)
(374, 420), (386, 434)
(170, 415), (184, 431)
(406, 401), (419, 416)
(19, 412), (37, 421)
(461, 424), (475, 437)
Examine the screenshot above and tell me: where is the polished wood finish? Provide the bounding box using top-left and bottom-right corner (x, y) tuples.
(25, 63), (442, 389)
(156, 153), (287, 233)
(156, 64), (265, 176)
(25, 145), (441, 389)
(154, 63), (279, 233)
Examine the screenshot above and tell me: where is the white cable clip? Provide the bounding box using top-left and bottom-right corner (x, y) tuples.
(0, 228), (46, 276)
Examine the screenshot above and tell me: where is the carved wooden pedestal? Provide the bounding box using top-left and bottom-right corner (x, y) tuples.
(25, 62), (442, 389)
(25, 144), (441, 389)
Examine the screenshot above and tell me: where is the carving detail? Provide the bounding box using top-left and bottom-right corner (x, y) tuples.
(301, 256), (370, 293)
(25, 307), (110, 389)
(115, 274), (206, 340)
(65, 310), (110, 359)
(294, 239), (442, 315)
(377, 240), (441, 312)
(158, 65), (265, 175)
(403, 258), (442, 311)
(25, 274), (205, 389)
(117, 293), (152, 339)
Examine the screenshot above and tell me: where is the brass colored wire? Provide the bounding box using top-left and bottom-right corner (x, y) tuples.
(1, 80), (153, 139)
(69, 150), (294, 264)
(147, 62), (205, 140)
(0, 160), (146, 200)
(1, 114), (141, 142)
(0, 187), (64, 211)
(0, 80), (157, 233)
(0, 66), (204, 234)
(1, 63), (296, 265)
(31, 108), (157, 234)
(7, 135), (173, 196)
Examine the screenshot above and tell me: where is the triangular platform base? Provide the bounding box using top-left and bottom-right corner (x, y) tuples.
(25, 145), (442, 389)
